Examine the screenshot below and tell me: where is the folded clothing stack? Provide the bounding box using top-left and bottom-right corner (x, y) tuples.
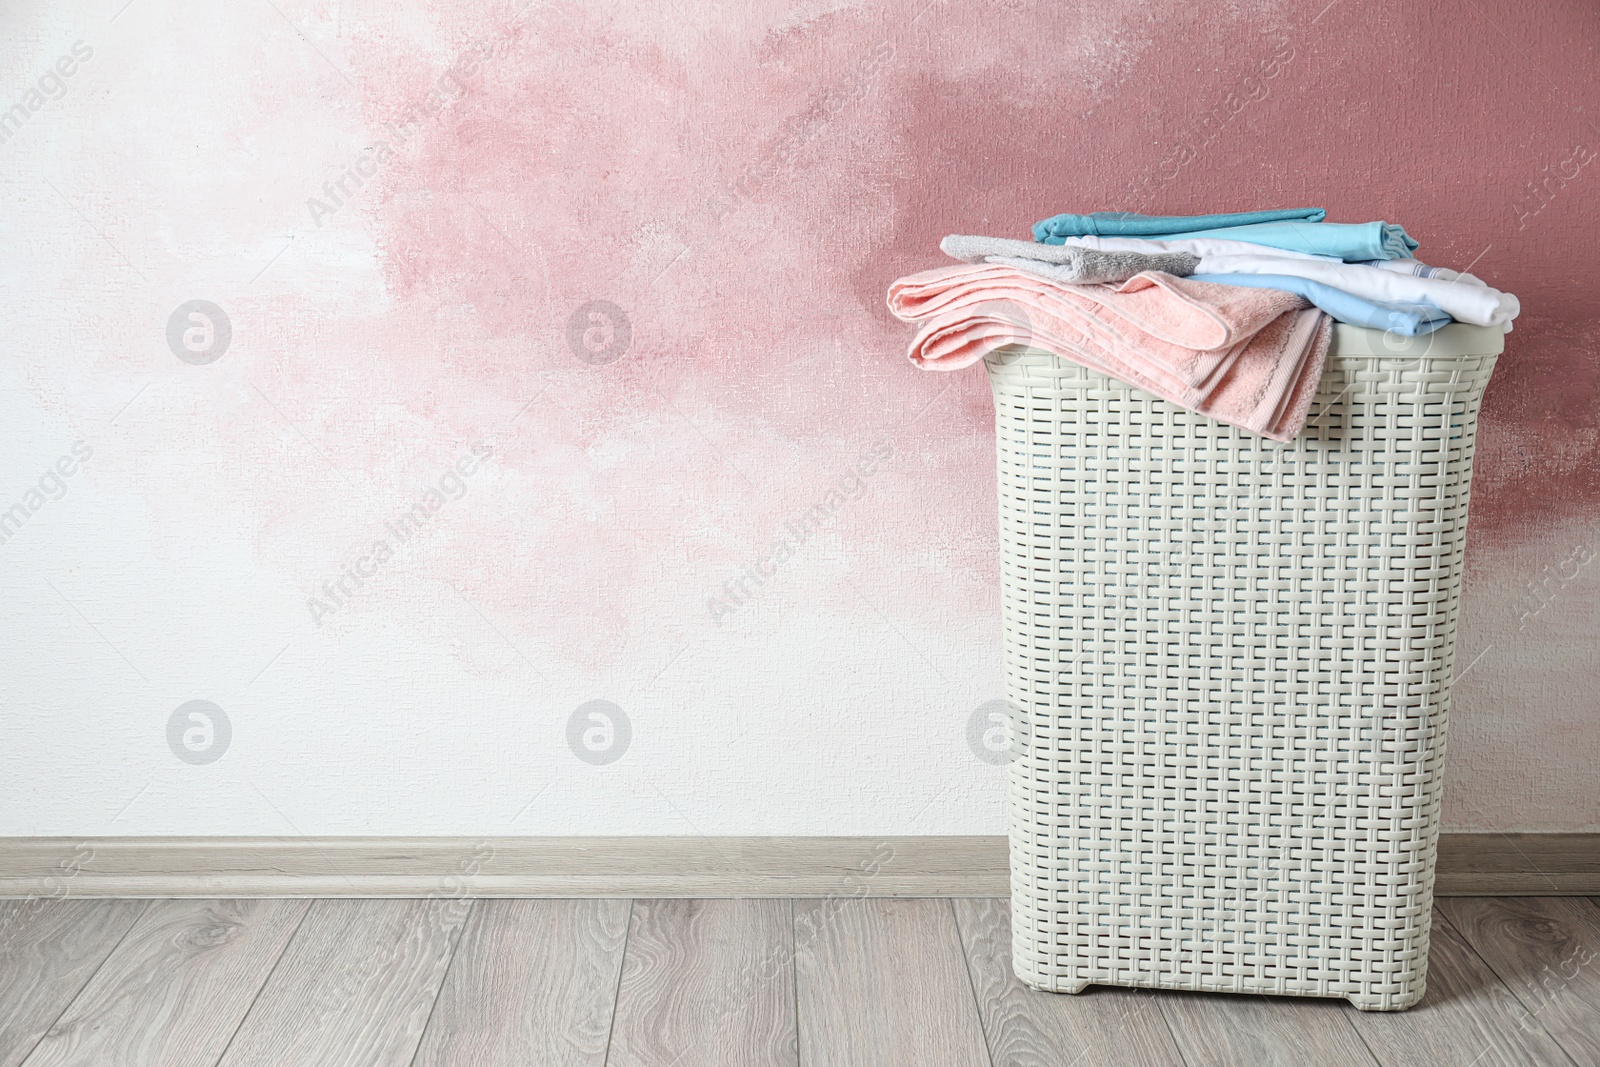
(888, 264), (1331, 441)
(887, 207), (1519, 442)
(1023, 207), (1519, 335)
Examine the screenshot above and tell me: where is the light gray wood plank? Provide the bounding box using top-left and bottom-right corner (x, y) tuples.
(607, 898), (796, 1067)
(214, 898), (470, 1067)
(19, 899), (308, 1067)
(410, 898), (629, 1067)
(1344, 909), (1578, 1067)
(1438, 897), (1600, 1065)
(953, 897), (1184, 1066)
(794, 897), (991, 1067)
(0, 899), (146, 1067)
(1159, 988), (1377, 1066)
(0, 836), (1006, 897)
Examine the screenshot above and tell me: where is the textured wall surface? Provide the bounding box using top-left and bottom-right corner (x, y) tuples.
(2, 0), (1595, 835)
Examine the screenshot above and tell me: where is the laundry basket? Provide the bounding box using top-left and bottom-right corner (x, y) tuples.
(988, 322), (1502, 1011)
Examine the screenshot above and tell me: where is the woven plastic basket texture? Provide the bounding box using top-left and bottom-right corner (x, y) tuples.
(988, 323), (1502, 1011)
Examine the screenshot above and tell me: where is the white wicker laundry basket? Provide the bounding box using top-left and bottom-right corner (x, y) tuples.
(988, 322), (1502, 1011)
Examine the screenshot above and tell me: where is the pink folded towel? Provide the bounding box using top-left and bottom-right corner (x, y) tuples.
(887, 264), (1333, 442)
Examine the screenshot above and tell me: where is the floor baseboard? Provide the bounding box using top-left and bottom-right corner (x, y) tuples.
(1436, 833), (1600, 895)
(0, 833), (1592, 898)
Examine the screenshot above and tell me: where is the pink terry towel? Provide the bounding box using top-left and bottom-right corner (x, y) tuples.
(887, 264), (1333, 442)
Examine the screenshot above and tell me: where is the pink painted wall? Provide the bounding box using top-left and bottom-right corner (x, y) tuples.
(6, 0), (1598, 834)
(329, 0), (1600, 829)
(346, 0), (1600, 552)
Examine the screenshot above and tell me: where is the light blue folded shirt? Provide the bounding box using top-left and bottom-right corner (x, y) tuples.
(1033, 208), (1325, 241)
(1163, 220), (1419, 261)
(1190, 273), (1452, 336)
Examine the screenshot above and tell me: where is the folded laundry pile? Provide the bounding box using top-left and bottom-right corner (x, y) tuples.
(888, 207), (1520, 441)
(889, 264), (1330, 441)
(1016, 207), (1518, 333)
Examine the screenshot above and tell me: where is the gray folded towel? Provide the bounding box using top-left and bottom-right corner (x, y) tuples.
(939, 234), (1200, 285)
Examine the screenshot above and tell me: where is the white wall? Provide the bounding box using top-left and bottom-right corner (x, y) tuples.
(3, 0), (1594, 838)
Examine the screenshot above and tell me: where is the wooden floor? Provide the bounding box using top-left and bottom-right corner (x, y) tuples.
(2, 897), (1597, 1066)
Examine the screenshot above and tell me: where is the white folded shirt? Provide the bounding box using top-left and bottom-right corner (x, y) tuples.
(1193, 253), (1519, 331)
(1052, 234), (1338, 261)
(1047, 236), (1515, 330)
(1360, 258), (1487, 288)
